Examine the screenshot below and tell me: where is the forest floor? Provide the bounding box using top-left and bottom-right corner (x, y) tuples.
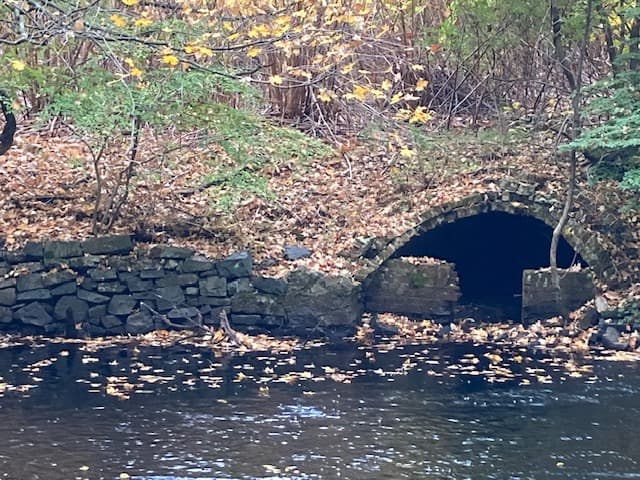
(0, 114), (639, 302)
(1, 115), (640, 363)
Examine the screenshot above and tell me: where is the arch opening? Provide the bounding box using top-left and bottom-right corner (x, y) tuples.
(392, 211), (588, 320)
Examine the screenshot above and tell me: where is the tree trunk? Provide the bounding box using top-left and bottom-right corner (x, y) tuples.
(0, 91), (16, 156)
(549, 0), (593, 320)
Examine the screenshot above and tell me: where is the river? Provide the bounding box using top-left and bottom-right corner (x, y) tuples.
(0, 336), (639, 479)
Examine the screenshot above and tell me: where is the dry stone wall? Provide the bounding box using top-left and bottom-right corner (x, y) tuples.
(0, 235), (362, 338)
(365, 258), (460, 320)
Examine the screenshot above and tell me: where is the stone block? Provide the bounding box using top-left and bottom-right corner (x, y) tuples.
(15, 302), (52, 327)
(0, 277), (16, 290)
(521, 268), (596, 323)
(23, 241), (44, 260)
(199, 276), (227, 297)
(90, 268), (118, 282)
(154, 273), (180, 288)
(43, 270), (77, 287)
(198, 296), (231, 307)
(0, 306), (13, 324)
(51, 282), (77, 296)
(364, 258), (460, 319)
(177, 273), (199, 286)
(54, 296), (89, 323)
(65, 255), (101, 271)
(166, 307), (202, 329)
(140, 268), (165, 279)
(252, 276), (287, 295)
(231, 314), (262, 326)
(283, 268), (363, 328)
(231, 291), (285, 317)
(3, 251), (27, 264)
(97, 282), (128, 294)
(88, 304), (107, 324)
(81, 235), (133, 255)
(108, 295), (138, 316)
(228, 278), (252, 296)
(181, 256), (216, 273)
(16, 288), (52, 302)
(102, 315), (124, 329)
(43, 322), (67, 335)
(80, 278), (98, 291)
(155, 285), (185, 311)
(215, 251), (252, 279)
(149, 245), (194, 259)
(0, 288), (16, 306)
(126, 277), (153, 293)
(16, 273), (45, 292)
(77, 289), (110, 304)
(125, 311), (153, 334)
(44, 240), (83, 260)
(283, 245), (311, 261)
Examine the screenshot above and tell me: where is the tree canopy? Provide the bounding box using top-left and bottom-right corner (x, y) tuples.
(0, 0), (638, 236)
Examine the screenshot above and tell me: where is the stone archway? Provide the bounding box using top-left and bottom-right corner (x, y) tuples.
(359, 187), (617, 322)
(393, 210), (584, 316)
(363, 191), (615, 284)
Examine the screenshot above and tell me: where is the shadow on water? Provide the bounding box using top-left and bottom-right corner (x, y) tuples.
(1, 340), (640, 479)
(393, 211), (588, 321)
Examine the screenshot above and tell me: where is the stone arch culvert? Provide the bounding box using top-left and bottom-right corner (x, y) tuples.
(359, 187), (618, 323)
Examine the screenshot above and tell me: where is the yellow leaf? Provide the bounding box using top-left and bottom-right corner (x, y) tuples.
(269, 75), (283, 85)
(247, 47), (262, 58)
(110, 14), (127, 28)
(344, 84), (368, 101)
(400, 147), (414, 158)
(120, 0), (138, 5)
(289, 68), (312, 79)
(248, 24), (270, 39)
(394, 108), (411, 121)
(389, 92), (403, 104)
(411, 64), (425, 71)
(340, 62), (355, 74)
(10, 59), (26, 71)
(317, 88), (334, 103)
(161, 54), (179, 67)
(196, 46), (213, 57)
(415, 78), (428, 92)
(124, 57), (135, 68)
(381, 79), (393, 91)
(370, 88), (385, 99)
(129, 67), (143, 78)
(409, 106), (432, 124)
(134, 18), (153, 27)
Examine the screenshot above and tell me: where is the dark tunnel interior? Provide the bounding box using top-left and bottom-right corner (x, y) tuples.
(393, 211), (587, 319)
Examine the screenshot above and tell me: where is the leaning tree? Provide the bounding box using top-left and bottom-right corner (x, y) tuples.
(0, 91), (16, 155)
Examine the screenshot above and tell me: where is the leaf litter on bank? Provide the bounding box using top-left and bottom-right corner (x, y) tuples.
(2, 118), (640, 396)
(0, 303), (635, 402)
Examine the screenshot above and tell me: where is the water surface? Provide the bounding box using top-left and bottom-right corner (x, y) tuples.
(1, 340), (639, 479)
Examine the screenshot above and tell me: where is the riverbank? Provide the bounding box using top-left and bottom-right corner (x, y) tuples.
(1, 120), (640, 350)
(2, 121), (639, 282)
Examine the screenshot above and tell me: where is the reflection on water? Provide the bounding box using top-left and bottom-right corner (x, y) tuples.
(1, 340), (640, 480)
